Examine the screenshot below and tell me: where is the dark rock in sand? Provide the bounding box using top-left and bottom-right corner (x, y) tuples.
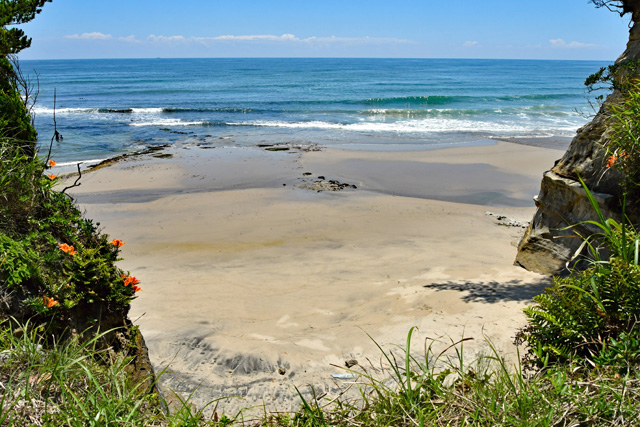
(300, 178), (358, 193)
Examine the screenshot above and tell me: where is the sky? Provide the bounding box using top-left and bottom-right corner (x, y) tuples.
(17, 0), (633, 61)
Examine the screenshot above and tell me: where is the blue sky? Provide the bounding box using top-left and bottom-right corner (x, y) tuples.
(18, 0), (631, 60)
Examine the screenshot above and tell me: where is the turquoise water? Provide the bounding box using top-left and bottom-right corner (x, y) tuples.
(23, 58), (608, 163)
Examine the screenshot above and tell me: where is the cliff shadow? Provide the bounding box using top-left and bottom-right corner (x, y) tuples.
(423, 278), (552, 304)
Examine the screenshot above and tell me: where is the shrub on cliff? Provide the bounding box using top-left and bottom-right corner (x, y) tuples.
(0, 143), (141, 335)
(0, 1), (145, 355)
(0, 4), (160, 423)
(517, 86), (640, 372)
(516, 207), (640, 371)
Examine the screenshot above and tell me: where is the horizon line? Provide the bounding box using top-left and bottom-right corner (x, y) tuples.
(20, 56), (616, 62)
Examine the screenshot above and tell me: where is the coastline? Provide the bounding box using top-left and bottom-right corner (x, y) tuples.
(66, 138), (560, 416)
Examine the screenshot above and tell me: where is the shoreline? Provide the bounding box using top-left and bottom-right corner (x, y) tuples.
(47, 134), (570, 175)
(66, 139), (559, 416)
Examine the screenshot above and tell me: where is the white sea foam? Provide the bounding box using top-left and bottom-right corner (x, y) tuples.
(52, 158), (108, 167)
(34, 106), (164, 115)
(128, 119), (203, 127)
(33, 106), (98, 115)
(235, 118), (582, 136)
(34, 103), (583, 137)
(131, 107), (164, 114)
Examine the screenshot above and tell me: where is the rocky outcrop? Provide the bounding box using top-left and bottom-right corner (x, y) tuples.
(515, 8), (640, 274)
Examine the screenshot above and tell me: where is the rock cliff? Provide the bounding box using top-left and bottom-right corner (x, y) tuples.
(515, 5), (640, 274)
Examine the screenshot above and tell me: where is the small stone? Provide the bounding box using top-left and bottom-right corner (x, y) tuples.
(278, 367), (287, 375)
(345, 359), (358, 368)
(318, 176), (325, 180)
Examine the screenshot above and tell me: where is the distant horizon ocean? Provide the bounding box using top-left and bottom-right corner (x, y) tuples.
(23, 58), (610, 165)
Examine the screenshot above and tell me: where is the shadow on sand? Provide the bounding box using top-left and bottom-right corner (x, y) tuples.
(424, 278), (553, 304)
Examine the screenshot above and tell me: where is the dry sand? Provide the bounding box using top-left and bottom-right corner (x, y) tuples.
(66, 139), (562, 418)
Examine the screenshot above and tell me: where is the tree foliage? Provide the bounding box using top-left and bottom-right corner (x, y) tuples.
(0, 0), (50, 154)
(590, 0), (640, 18)
(0, 0), (50, 55)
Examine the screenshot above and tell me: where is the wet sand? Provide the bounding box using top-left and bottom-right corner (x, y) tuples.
(66, 138), (561, 418)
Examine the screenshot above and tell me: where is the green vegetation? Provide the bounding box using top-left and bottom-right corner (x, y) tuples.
(0, 321), (165, 426)
(0, 1), (160, 423)
(272, 335), (640, 427)
(602, 84), (640, 201)
(584, 59), (640, 105)
(0, 0), (140, 344)
(515, 85), (640, 365)
(0, 0), (50, 155)
(516, 179), (640, 371)
(0, 139), (140, 329)
(3, 320), (640, 426)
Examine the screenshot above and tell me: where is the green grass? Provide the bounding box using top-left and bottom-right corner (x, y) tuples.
(0, 321), (165, 426)
(3, 320), (638, 426)
(261, 330), (640, 427)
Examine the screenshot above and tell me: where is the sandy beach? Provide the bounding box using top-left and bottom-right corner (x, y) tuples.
(66, 138), (563, 417)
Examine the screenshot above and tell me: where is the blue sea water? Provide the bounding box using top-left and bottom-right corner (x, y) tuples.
(23, 58), (609, 164)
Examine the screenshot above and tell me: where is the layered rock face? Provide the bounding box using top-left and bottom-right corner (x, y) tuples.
(515, 10), (640, 274)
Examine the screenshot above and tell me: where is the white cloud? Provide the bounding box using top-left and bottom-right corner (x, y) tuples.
(147, 35), (187, 43)
(149, 33), (411, 46)
(118, 35), (140, 43)
(211, 34), (298, 41)
(59, 32), (412, 56)
(549, 38), (596, 48)
(463, 41), (479, 47)
(65, 32), (112, 40)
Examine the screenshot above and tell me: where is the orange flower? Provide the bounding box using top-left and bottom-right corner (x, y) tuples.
(110, 239), (125, 247)
(47, 174), (57, 180)
(606, 155), (616, 168)
(48, 159), (57, 167)
(43, 296), (59, 308)
(122, 275), (140, 287)
(606, 151), (627, 168)
(59, 243), (78, 255)
(131, 285), (141, 293)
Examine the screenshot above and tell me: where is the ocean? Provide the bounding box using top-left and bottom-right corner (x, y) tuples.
(23, 58), (608, 165)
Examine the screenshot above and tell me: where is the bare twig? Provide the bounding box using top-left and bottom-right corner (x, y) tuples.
(9, 55), (39, 115)
(45, 88), (58, 165)
(61, 162), (82, 195)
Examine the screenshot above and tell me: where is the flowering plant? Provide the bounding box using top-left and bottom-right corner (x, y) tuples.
(604, 84), (640, 199)
(0, 150), (140, 324)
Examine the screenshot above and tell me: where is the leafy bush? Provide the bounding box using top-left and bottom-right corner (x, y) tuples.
(0, 137), (140, 333)
(0, 0), (141, 351)
(603, 83), (640, 199)
(517, 177), (640, 372)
